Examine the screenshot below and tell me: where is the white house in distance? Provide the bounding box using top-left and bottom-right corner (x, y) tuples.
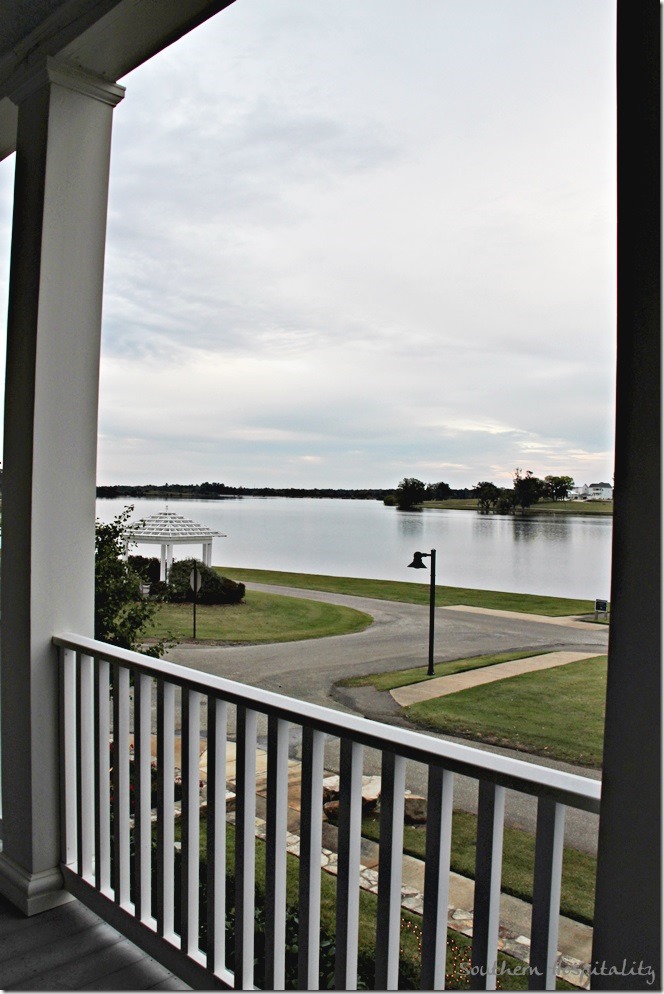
(570, 483), (614, 501)
(588, 482), (614, 500)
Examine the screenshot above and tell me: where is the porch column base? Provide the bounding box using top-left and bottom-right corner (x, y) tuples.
(0, 852), (74, 916)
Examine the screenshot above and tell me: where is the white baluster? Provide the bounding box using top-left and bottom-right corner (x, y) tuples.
(335, 738), (363, 991)
(298, 726), (325, 990)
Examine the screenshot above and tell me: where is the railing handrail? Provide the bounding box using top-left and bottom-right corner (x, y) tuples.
(53, 632), (601, 812)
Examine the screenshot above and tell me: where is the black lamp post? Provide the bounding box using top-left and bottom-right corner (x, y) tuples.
(407, 549), (437, 676)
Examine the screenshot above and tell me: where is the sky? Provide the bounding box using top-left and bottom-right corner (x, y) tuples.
(0, 0), (617, 490)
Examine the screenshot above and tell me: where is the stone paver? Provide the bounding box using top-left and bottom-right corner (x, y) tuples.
(390, 651), (599, 706)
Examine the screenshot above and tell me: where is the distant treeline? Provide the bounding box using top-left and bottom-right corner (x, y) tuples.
(97, 482), (399, 500)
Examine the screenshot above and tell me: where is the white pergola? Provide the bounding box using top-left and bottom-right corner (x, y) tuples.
(126, 508), (225, 580)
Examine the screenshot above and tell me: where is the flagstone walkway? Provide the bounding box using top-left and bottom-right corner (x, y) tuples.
(197, 740), (593, 989)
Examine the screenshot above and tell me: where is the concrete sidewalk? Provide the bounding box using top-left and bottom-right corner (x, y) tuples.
(442, 605), (607, 631)
(390, 650), (599, 706)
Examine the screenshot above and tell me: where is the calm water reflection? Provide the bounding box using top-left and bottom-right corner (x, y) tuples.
(97, 497), (612, 600)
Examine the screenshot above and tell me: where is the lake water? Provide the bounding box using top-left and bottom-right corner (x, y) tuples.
(97, 497), (612, 601)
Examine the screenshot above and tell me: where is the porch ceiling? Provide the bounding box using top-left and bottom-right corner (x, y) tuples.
(0, 0), (237, 160)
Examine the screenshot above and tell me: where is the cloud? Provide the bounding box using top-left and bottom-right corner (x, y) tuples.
(0, 2), (618, 490)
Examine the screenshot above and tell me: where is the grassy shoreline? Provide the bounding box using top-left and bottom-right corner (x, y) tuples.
(215, 566), (597, 616)
(423, 498), (613, 515)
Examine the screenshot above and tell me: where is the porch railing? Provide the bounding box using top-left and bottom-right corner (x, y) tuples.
(55, 633), (601, 991)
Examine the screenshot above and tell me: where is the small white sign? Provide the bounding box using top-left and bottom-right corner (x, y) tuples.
(190, 568), (203, 593)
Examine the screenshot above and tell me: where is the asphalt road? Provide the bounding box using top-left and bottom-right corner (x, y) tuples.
(165, 582), (608, 853)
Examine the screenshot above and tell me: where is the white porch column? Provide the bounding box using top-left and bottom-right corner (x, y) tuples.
(0, 59), (124, 914)
(166, 544), (174, 581)
(160, 543), (167, 582)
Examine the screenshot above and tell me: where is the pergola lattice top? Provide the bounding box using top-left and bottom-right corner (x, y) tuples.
(127, 509), (223, 544)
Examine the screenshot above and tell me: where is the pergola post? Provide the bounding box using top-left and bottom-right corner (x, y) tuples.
(0, 59), (124, 914)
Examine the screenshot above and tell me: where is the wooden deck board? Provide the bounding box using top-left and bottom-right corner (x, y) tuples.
(0, 896), (190, 991)
(77, 953), (184, 991)
(11, 935), (153, 990)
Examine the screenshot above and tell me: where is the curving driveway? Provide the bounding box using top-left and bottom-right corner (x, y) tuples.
(166, 581), (608, 705)
(165, 581), (608, 852)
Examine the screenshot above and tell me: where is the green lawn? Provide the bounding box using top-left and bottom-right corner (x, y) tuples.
(338, 649), (548, 691)
(405, 655), (607, 767)
(215, 567), (594, 617)
(144, 591), (372, 644)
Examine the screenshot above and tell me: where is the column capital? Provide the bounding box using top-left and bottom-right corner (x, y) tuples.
(9, 56), (125, 108)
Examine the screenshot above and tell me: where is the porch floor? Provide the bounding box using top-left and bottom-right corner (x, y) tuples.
(0, 894), (190, 991)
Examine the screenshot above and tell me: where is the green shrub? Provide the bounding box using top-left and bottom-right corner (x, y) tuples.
(167, 558), (245, 605)
(128, 554), (161, 585)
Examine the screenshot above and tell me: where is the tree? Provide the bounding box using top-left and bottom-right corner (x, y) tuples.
(495, 488), (517, 514)
(426, 481), (452, 501)
(512, 468), (544, 510)
(543, 475), (575, 501)
(474, 481), (500, 513)
(95, 507), (165, 657)
(395, 477), (426, 510)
